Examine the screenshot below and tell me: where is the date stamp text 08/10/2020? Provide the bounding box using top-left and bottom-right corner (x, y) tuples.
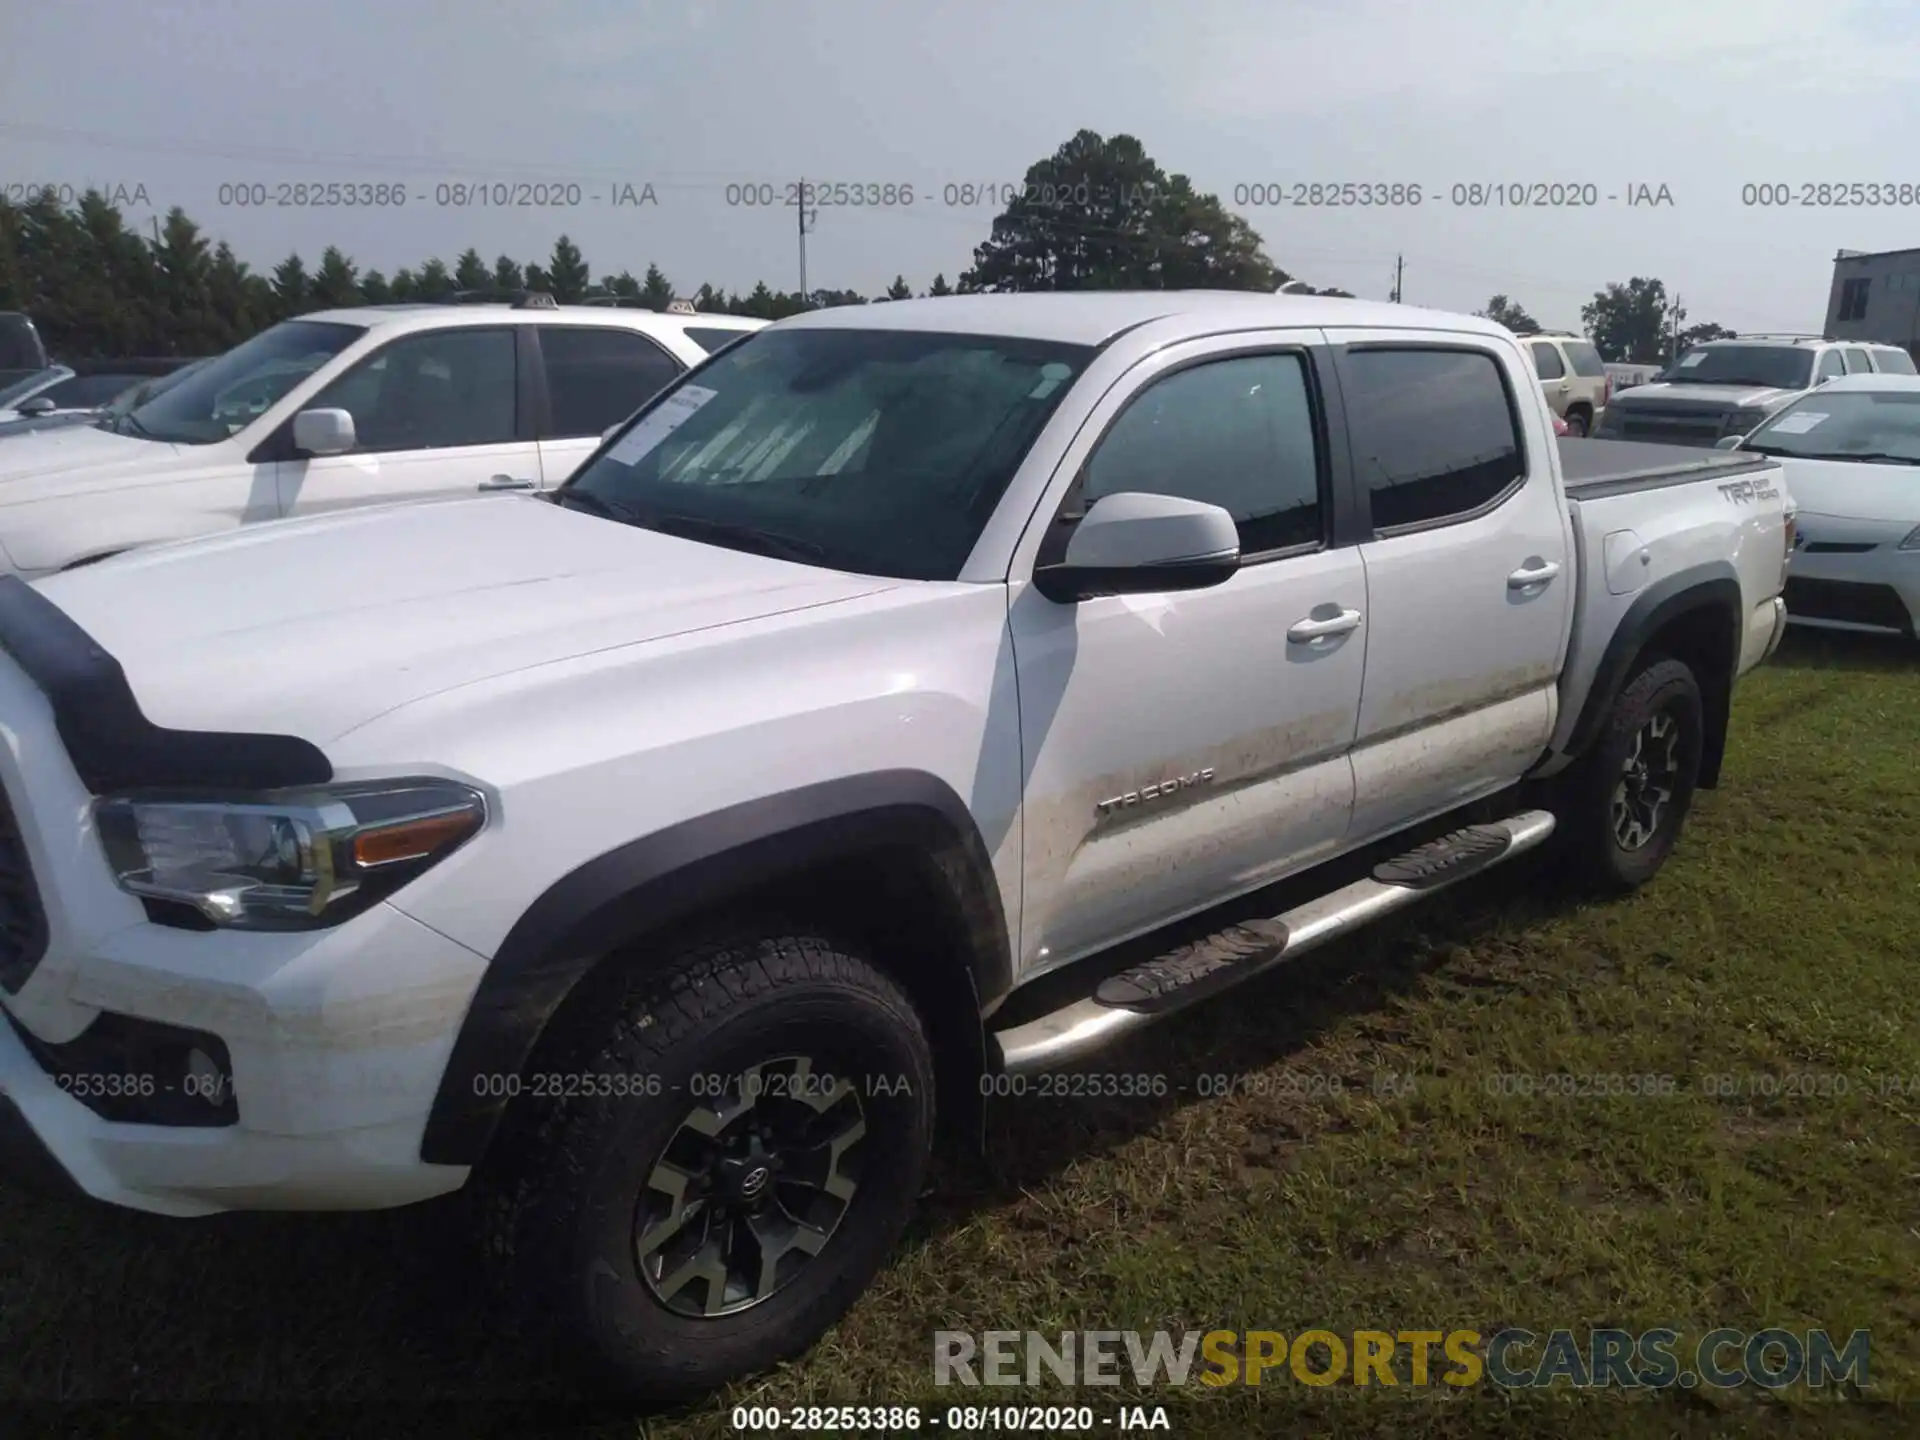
(168, 179), (1691, 212)
(30, 177), (1920, 213)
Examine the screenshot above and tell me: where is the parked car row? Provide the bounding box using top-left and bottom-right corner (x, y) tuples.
(1593, 334), (1916, 446)
(0, 289), (1794, 1400)
(1718, 371), (1920, 640)
(1511, 326), (1919, 644)
(0, 296), (763, 576)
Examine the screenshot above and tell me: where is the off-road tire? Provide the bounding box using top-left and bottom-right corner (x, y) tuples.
(477, 927), (936, 1402)
(1559, 656), (1704, 893)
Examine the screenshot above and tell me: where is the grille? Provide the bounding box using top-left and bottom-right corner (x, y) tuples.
(0, 783), (49, 993)
(1617, 416), (1725, 446)
(1784, 578), (1915, 634)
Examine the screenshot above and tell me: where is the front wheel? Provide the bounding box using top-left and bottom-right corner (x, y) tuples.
(479, 927), (936, 1401)
(1559, 656), (1704, 893)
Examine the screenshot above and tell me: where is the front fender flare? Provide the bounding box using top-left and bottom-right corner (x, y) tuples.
(419, 770), (1012, 1166)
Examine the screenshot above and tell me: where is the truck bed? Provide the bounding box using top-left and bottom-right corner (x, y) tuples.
(1557, 437), (1775, 498)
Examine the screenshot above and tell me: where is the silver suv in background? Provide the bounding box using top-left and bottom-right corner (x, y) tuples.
(1594, 334), (1918, 446)
(1521, 331), (1611, 435)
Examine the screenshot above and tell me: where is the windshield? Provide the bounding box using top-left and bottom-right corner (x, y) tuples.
(563, 327), (1093, 580)
(120, 321), (363, 444)
(1661, 345), (1813, 390)
(0, 370), (63, 409)
(1742, 388), (1920, 463)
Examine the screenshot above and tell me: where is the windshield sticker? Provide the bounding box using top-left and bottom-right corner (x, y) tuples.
(1770, 411), (1827, 434)
(1678, 351), (1708, 368)
(606, 385), (719, 466)
(1028, 363), (1072, 400)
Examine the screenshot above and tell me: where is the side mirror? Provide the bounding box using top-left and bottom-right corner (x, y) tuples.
(16, 396), (57, 417)
(292, 407), (356, 457)
(1714, 435), (1743, 450)
(1032, 491), (1240, 604)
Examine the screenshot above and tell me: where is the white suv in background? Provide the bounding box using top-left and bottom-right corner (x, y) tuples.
(1519, 331), (1611, 436)
(0, 297), (764, 577)
(1594, 334), (1919, 447)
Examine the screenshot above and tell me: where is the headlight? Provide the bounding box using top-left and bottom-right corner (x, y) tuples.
(95, 779), (486, 930)
(1900, 523), (1920, 551)
(1724, 407), (1773, 435)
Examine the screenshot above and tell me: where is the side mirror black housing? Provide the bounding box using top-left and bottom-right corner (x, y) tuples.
(1032, 491), (1241, 604)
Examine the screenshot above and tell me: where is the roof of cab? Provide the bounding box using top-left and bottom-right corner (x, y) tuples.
(772, 291), (1512, 347)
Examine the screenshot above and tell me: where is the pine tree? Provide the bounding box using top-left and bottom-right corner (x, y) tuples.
(414, 257), (454, 299)
(453, 248), (490, 292)
(271, 253), (311, 320)
(311, 246), (362, 308)
(639, 263), (674, 311)
(546, 235), (589, 302)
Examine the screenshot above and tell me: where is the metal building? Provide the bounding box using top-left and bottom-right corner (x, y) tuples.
(1824, 247), (1920, 360)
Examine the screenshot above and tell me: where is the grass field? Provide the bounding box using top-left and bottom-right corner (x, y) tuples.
(2, 629), (1916, 1438)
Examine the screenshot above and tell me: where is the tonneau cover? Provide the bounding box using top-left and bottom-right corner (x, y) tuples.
(1558, 437), (1775, 496)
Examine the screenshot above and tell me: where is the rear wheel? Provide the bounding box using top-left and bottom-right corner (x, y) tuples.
(1564, 407), (1591, 437)
(479, 926), (935, 1402)
(1558, 656), (1704, 893)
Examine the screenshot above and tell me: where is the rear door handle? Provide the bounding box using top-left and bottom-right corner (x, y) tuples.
(1287, 608), (1363, 643)
(1508, 559), (1562, 589)
(479, 475), (538, 491)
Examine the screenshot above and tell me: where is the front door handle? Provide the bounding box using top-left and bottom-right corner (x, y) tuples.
(1287, 608), (1363, 643)
(1508, 559), (1562, 589)
(479, 474), (538, 491)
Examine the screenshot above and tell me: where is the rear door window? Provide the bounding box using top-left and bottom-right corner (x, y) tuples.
(1341, 347), (1527, 533)
(539, 326), (683, 437)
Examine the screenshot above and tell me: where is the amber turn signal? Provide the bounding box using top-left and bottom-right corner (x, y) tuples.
(352, 809), (482, 868)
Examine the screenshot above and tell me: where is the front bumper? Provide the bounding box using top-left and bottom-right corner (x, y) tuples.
(1783, 518), (1920, 638)
(0, 902), (488, 1217)
(0, 650), (488, 1216)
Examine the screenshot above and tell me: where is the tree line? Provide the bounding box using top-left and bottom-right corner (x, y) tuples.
(0, 127), (1735, 366)
(1480, 286), (1738, 366)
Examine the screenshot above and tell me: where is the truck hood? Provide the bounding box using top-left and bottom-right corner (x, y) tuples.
(32, 496), (896, 746)
(0, 424), (198, 496)
(1608, 382), (1795, 410)
(1777, 456), (1920, 525)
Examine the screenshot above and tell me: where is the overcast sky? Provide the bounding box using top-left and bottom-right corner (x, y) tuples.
(7, 0), (1920, 329)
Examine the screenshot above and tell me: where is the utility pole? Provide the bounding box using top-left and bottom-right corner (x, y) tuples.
(796, 178), (817, 307)
(1668, 293), (1682, 362)
(1390, 254), (1403, 303)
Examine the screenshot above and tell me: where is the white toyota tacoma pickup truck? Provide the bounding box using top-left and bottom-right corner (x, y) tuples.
(0, 293), (1791, 1399)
